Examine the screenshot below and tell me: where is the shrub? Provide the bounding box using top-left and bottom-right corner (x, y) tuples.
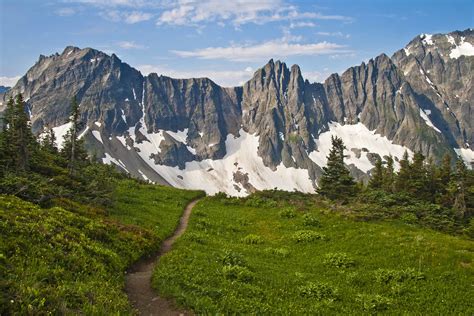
(292, 230), (325, 243)
(323, 252), (355, 268)
(279, 208), (296, 219)
(221, 250), (246, 267)
(298, 282), (338, 301)
(222, 265), (254, 282)
(264, 247), (290, 257)
(357, 294), (392, 312)
(242, 234), (264, 245)
(374, 268), (425, 284)
(185, 232), (207, 244)
(302, 214), (320, 227)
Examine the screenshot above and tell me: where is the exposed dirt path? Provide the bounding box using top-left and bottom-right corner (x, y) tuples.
(125, 199), (201, 316)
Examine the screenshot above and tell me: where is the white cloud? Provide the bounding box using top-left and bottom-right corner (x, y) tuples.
(100, 10), (152, 23)
(117, 41), (146, 49)
(156, 0), (352, 26)
(171, 39), (348, 62)
(55, 7), (76, 16)
(137, 64), (255, 87)
(289, 21), (316, 28)
(0, 76), (21, 87)
(63, 0), (153, 7)
(317, 31), (351, 38)
(124, 11), (153, 23)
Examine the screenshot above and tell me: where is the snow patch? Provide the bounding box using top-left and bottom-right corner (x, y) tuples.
(446, 35), (456, 45)
(52, 122), (72, 149)
(421, 33), (433, 45)
(92, 130), (103, 144)
(103, 153), (129, 172)
(121, 109), (127, 123)
(449, 37), (474, 59)
(308, 122), (412, 172)
(454, 148), (474, 169)
(94, 121), (102, 127)
(419, 109), (441, 133)
(135, 129), (315, 197)
(138, 169), (150, 182)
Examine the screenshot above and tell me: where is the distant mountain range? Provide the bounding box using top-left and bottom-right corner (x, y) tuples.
(0, 86), (10, 94)
(1, 29), (473, 195)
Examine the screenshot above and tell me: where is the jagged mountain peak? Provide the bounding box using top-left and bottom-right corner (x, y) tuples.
(1, 30), (473, 196)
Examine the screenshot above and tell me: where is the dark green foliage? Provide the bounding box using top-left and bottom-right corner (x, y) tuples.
(298, 282), (338, 301)
(317, 136), (357, 201)
(368, 157), (383, 189)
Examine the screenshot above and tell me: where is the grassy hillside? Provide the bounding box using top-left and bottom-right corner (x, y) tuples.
(153, 193), (474, 314)
(0, 180), (203, 314)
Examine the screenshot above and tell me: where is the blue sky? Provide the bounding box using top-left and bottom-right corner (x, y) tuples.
(0, 0), (472, 87)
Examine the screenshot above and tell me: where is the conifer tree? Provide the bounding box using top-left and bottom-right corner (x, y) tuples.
(395, 150), (410, 193)
(317, 136), (356, 201)
(408, 151), (429, 199)
(41, 127), (58, 154)
(382, 155), (395, 193)
(368, 157), (384, 189)
(61, 96), (88, 175)
(1, 94), (37, 172)
(449, 159), (467, 219)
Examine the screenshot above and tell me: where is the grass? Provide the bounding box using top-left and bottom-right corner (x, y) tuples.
(153, 193), (474, 314)
(0, 179), (204, 314)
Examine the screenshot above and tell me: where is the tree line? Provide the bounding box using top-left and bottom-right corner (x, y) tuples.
(0, 94), (122, 207)
(318, 136), (473, 233)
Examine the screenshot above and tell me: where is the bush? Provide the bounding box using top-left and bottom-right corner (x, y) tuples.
(221, 250), (246, 267)
(292, 230), (325, 243)
(242, 234), (264, 245)
(356, 294), (392, 312)
(264, 247), (290, 257)
(302, 214), (320, 227)
(185, 232), (207, 244)
(279, 208), (297, 219)
(222, 265), (254, 282)
(374, 268), (425, 284)
(323, 252), (355, 268)
(298, 282), (338, 301)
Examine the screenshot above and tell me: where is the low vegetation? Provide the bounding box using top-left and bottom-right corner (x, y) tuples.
(153, 193), (473, 314)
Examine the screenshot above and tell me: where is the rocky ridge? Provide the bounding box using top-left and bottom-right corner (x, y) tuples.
(2, 29), (473, 195)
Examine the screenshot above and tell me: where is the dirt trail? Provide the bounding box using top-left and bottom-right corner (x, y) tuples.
(125, 199), (201, 315)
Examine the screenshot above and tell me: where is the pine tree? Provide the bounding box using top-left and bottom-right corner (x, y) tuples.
(317, 136), (357, 201)
(1, 94), (37, 172)
(61, 97), (88, 175)
(449, 159), (467, 219)
(382, 155), (395, 193)
(408, 151), (429, 199)
(368, 157), (384, 189)
(395, 150), (410, 193)
(41, 127), (58, 154)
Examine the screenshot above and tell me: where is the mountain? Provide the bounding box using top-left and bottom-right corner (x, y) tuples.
(0, 86), (10, 93)
(2, 30), (473, 196)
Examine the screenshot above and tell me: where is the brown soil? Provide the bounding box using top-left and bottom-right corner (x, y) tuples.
(125, 199), (201, 315)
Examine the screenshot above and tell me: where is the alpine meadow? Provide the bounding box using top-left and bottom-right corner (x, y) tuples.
(1, 0), (473, 314)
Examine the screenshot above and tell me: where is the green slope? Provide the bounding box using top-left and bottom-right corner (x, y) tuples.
(0, 180), (203, 314)
(153, 193), (474, 314)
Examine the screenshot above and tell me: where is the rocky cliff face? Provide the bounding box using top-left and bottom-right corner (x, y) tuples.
(2, 29), (473, 195)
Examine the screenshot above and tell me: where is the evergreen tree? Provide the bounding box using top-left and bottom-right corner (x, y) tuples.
(368, 157), (384, 189)
(408, 151), (429, 199)
(1, 94), (37, 172)
(382, 155), (395, 193)
(41, 127), (58, 154)
(60, 97), (88, 175)
(395, 151), (410, 193)
(449, 159), (468, 219)
(317, 136), (356, 201)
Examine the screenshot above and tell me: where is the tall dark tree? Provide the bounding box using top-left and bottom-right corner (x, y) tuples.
(395, 150), (411, 193)
(369, 157), (384, 189)
(61, 97), (88, 175)
(41, 127), (58, 154)
(382, 155), (395, 193)
(317, 136), (357, 201)
(1, 94), (37, 172)
(449, 159), (468, 219)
